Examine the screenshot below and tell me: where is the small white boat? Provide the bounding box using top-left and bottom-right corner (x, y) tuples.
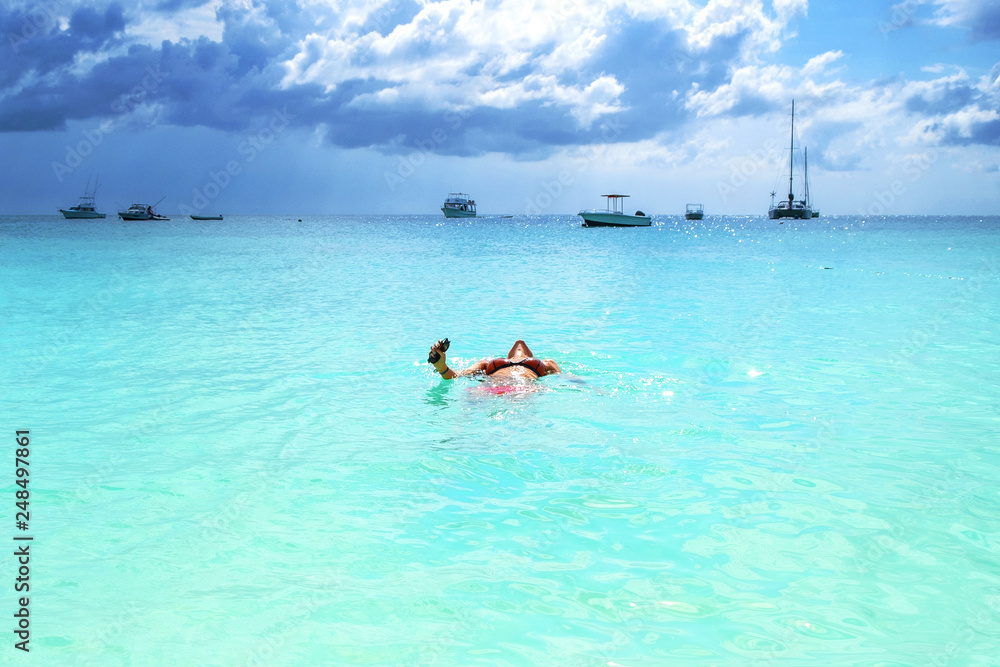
(685, 203), (704, 220)
(119, 200), (170, 220)
(441, 193), (477, 218)
(59, 179), (106, 219)
(579, 195), (651, 227)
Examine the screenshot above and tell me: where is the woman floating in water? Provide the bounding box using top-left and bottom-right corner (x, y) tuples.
(428, 338), (562, 382)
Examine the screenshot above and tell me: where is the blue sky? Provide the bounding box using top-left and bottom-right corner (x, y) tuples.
(1, 0), (997, 216)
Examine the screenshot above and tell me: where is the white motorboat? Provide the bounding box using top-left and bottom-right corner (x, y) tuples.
(119, 200), (170, 220)
(59, 179), (106, 219)
(579, 195), (651, 227)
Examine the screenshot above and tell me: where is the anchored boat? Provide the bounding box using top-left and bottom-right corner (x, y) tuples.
(579, 195), (651, 227)
(441, 193), (477, 218)
(768, 100), (813, 220)
(59, 178), (106, 219)
(685, 203), (704, 220)
(119, 199), (170, 220)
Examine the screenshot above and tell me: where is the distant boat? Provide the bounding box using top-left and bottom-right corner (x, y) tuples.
(119, 199), (169, 220)
(685, 203), (704, 220)
(441, 193), (476, 218)
(768, 100), (813, 220)
(59, 178), (105, 219)
(579, 194), (651, 227)
(190, 215), (223, 220)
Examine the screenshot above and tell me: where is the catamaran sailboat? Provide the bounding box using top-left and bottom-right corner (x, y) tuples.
(768, 100), (813, 220)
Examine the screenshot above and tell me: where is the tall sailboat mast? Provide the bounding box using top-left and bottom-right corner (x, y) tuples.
(768, 99), (813, 220)
(804, 147), (810, 205)
(788, 99), (795, 206)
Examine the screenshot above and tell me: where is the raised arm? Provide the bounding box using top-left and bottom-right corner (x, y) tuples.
(429, 339), (487, 380)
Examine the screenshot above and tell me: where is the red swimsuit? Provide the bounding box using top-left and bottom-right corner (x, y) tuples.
(483, 357), (546, 377)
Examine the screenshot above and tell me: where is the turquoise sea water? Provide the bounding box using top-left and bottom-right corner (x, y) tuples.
(2, 214), (999, 665)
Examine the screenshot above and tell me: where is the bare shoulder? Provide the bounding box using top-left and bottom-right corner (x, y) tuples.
(543, 358), (562, 374)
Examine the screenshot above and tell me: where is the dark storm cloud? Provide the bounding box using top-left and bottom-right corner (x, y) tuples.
(0, 0), (296, 133)
(2, 4), (124, 88)
(582, 20), (716, 140)
(0, 3), (714, 154)
(3, 0), (994, 160)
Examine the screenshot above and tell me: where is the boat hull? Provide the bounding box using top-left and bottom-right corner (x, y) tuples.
(441, 208), (476, 218)
(119, 203), (169, 220)
(190, 215), (223, 220)
(685, 204), (704, 220)
(119, 213), (170, 220)
(768, 207), (812, 220)
(579, 212), (651, 227)
(59, 209), (106, 219)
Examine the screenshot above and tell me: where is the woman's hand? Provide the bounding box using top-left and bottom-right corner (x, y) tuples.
(428, 338), (451, 373)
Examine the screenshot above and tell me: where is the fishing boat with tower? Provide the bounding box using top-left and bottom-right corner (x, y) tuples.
(59, 177), (106, 219)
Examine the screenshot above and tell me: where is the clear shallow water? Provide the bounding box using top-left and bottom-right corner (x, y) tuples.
(2, 214), (999, 665)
